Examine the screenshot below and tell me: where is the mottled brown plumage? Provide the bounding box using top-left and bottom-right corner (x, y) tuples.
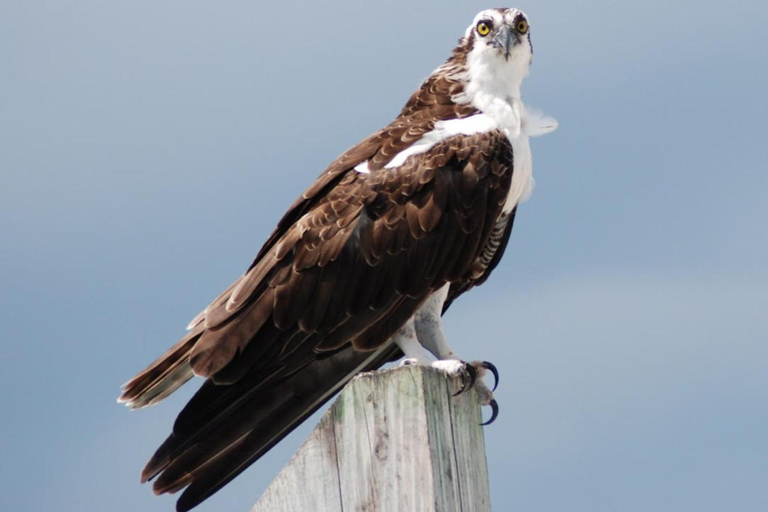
(118, 8), (545, 511)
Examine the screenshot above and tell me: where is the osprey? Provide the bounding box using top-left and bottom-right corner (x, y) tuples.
(120, 7), (557, 511)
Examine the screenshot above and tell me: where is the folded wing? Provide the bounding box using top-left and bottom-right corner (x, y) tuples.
(119, 125), (513, 511)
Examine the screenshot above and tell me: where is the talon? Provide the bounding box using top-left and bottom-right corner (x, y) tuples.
(453, 370), (466, 396)
(453, 362), (477, 396)
(480, 399), (499, 426)
(480, 361), (499, 392)
(464, 362), (477, 389)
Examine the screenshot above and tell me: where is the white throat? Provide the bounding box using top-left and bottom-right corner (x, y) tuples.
(461, 42), (528, 136)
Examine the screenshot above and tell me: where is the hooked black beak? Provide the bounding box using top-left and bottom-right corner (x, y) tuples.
(492, 25), (515, 60)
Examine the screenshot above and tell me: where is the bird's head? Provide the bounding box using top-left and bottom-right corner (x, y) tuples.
(400, 8), (537, 118)
(464, 8), (532, 65)
(455, 8), (533, 99)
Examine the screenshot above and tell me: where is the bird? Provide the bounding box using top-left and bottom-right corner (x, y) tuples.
(119, 7), (557, 511)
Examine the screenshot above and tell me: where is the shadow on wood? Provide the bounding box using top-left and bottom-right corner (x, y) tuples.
(252, 365), (491, 512)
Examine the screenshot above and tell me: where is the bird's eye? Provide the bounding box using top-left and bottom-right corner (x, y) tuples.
(516, 19), (529, 34)
(476, 21), (491, 36)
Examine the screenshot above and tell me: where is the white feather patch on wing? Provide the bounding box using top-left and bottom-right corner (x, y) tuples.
(354, 160), (370, 174)
(384, 114), (498, 169)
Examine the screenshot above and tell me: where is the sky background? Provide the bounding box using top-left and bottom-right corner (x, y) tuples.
(2, 1), (767, 511)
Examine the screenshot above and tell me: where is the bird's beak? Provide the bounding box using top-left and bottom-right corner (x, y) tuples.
(492, 25), (515, 60)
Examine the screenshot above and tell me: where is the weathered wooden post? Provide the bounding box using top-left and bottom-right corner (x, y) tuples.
(252, 365), (491, 512)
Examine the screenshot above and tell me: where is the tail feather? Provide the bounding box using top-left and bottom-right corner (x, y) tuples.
(144, 343), (400, 512)
(140, 362), (289, 484)
(118, 326), (203, 409)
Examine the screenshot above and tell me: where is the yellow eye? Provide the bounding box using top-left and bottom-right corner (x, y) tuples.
(516, 19), (529, 34)
(476, 21), (491, 36)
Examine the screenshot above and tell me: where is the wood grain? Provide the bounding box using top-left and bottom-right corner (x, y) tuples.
(252, 365), (491, 512)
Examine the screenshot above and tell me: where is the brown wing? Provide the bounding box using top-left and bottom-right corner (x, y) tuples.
(120, 127), (513, 511)
(116, 113), (472, 407)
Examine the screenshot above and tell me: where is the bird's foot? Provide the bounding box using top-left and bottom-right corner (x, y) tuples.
(431, 359), (477, 394)
(431, 359), (499, 425)
(467, 360), (499, 425)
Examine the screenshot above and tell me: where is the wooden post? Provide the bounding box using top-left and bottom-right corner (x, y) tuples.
(252, 365), (491, 512)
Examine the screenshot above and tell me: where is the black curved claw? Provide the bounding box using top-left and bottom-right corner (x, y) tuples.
(453, 362), (478, 396)
(465, 362), (478, 389)
(480, 399), (499, 426)
(480, 361), (499, 392)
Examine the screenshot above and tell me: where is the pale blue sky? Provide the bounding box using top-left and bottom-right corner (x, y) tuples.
(2, 1), (767, 511)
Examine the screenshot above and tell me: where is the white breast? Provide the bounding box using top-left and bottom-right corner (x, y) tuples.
(480, 97), (534, 214)
(486, 99), (558, 214)
(504, 129), (533, 214)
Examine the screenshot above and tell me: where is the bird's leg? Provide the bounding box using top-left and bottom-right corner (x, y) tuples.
(413, 285), (457, 360)
(392, 318), (434, 365)
(411, 285), (500, 424)
(392, 316), (478, 401)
